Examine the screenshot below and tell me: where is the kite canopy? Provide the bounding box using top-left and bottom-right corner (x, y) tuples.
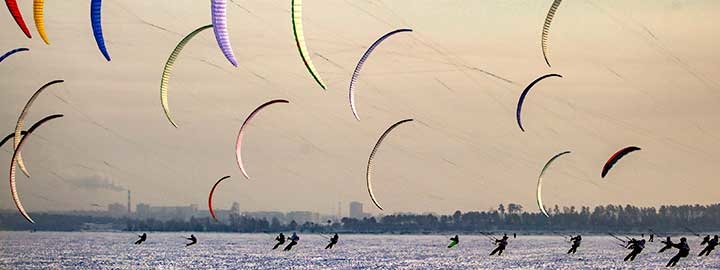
(541, 0), (563, 67)
(160, 24), (213, 128)
(537, 151), (571, 218)
(14, 79), (64, 178)
(208, 176), (231, 221)
(0, 47), (29, 63)
(366, 119), (414, 211)
(211, 0), (238, 67)
(5, 0), (32, 38)
(235, 99), (290, 179)
(33, 0), (50, 44)
(349, 28), (413, 121)
(601, 146), (641, 178)
(91, 0), (111, 61)
(516, 73), (562, 132)
(291, 0), (326, 90)
(10, 114), (64, 224)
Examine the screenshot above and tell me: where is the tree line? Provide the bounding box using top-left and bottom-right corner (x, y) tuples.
(1, 203), (718, 233)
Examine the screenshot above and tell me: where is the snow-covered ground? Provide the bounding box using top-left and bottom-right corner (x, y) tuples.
(0, 232), (718, 269)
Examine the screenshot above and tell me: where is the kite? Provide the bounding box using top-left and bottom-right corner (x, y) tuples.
(541, 0), (562, 67)
(516, 73), (562, 132)
(211, 0), (237, 67)
(291, 0), (325, 89)
(5, 0), (32, 38)
(91, 0), (110, 61)
(366, 118), (414, 211)
(10, 114), (64, 224)
(349, 28), (413, 121)
(160, 24), (213, 128)
(0, 47), (29, 63)
(537, 151), (571, 218)
(235, 99), (289, 179)
(602, 146), (641, 178)
(208, 175), (231, 221)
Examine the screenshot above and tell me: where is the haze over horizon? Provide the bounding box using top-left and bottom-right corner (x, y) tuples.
(1, 1), (719, 216)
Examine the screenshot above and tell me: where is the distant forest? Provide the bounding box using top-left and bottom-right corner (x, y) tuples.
(1, 203), (718, 234)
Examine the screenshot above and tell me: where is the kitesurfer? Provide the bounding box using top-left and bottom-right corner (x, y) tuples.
(567, 235), (581, 254)
(490, 234), (509, 256)
(698, 235), (718, 256)
(448, 235), (459, 248)
(659, 237), (673, 253)
(283, 232), (299, 251)
(272, 233), (286, 250)
(649, 234), (654, 242)
(325, 233), (339, 249)
(185, 234), (197, 247)
(666, 237), (690, 267)
(134, 233), (147, 244)
(624, 238), (645, 261)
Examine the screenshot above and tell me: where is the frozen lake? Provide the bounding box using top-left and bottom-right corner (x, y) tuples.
(0, 232), (718, 269)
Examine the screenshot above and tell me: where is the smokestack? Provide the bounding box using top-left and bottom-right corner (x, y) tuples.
(127, 190), (131, 214)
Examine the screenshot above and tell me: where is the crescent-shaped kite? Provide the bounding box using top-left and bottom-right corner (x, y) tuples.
(235, 99), (289, 179)
(5, 0), (32, 38)
(291, 0), (325, 90)
(0, 131), (27, 148)
(516, 73), (562, 132)
(208, 175), (231, 221)
(14, 79), (64, 178)
(537, 151), (571, 218)
(541, 0), (562, 67)
(0, 47), (29, 63)
(90, 0), (110, 61)
(366, 118), (414, 211)
(349, 28), (413, 121)
(160, 24), (213, 128)
(33, 0), (50, 44)
(211, 0), (238, 67)
(601, 146), (641, 178)
(10, 114), (64, 224)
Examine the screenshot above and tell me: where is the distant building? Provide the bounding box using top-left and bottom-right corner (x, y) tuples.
(135, 203), (150, 219)
(349, 201), (370, 219)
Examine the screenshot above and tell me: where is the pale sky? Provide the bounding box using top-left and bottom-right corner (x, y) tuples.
(1, 0), (719, 215)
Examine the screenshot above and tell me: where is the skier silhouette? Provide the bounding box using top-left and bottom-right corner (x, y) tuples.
(624, 238), (645, 261)
(272, 233), (286, 250)
(134, 233), (147, 245)
(448, 235), (459, 248)
(698, 235), (718, 257)
(666, 237), (690, 267)
(568, 235), (582, 254)
(283, 232), (299, 251)
(325, 233), (339, 249)
(185, 234), (197, 247)
(489, 234), (509, 256)
(659, 237), (673, 253)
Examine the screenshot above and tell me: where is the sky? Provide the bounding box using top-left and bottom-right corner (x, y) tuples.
(1, 0), (719, 216)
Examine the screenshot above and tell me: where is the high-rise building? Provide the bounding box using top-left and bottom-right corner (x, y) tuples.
(349, 201), (365, 219)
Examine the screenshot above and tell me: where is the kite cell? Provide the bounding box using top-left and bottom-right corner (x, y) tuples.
(516, 73), (562, 132)
(211, 0), (238, 67)
(160, 24), (213, 128)
(14, 79), (64, 178)
(5, 0), (31, 38)
(235, 99), (289, 179)
(10, 114), (64, 224)
(366, 118), (414, 211)
(33, 0), (49, 44)
(541, 0), (562, 67)
(601, 146), (641, 178)
(537, 151), (571, 218)
(91, 0), (110, 61)
(349, 28), (413, 121)
(291, 0), (325, 90)
(208, 175), (231, 221)
(0, 47), (29, 63)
